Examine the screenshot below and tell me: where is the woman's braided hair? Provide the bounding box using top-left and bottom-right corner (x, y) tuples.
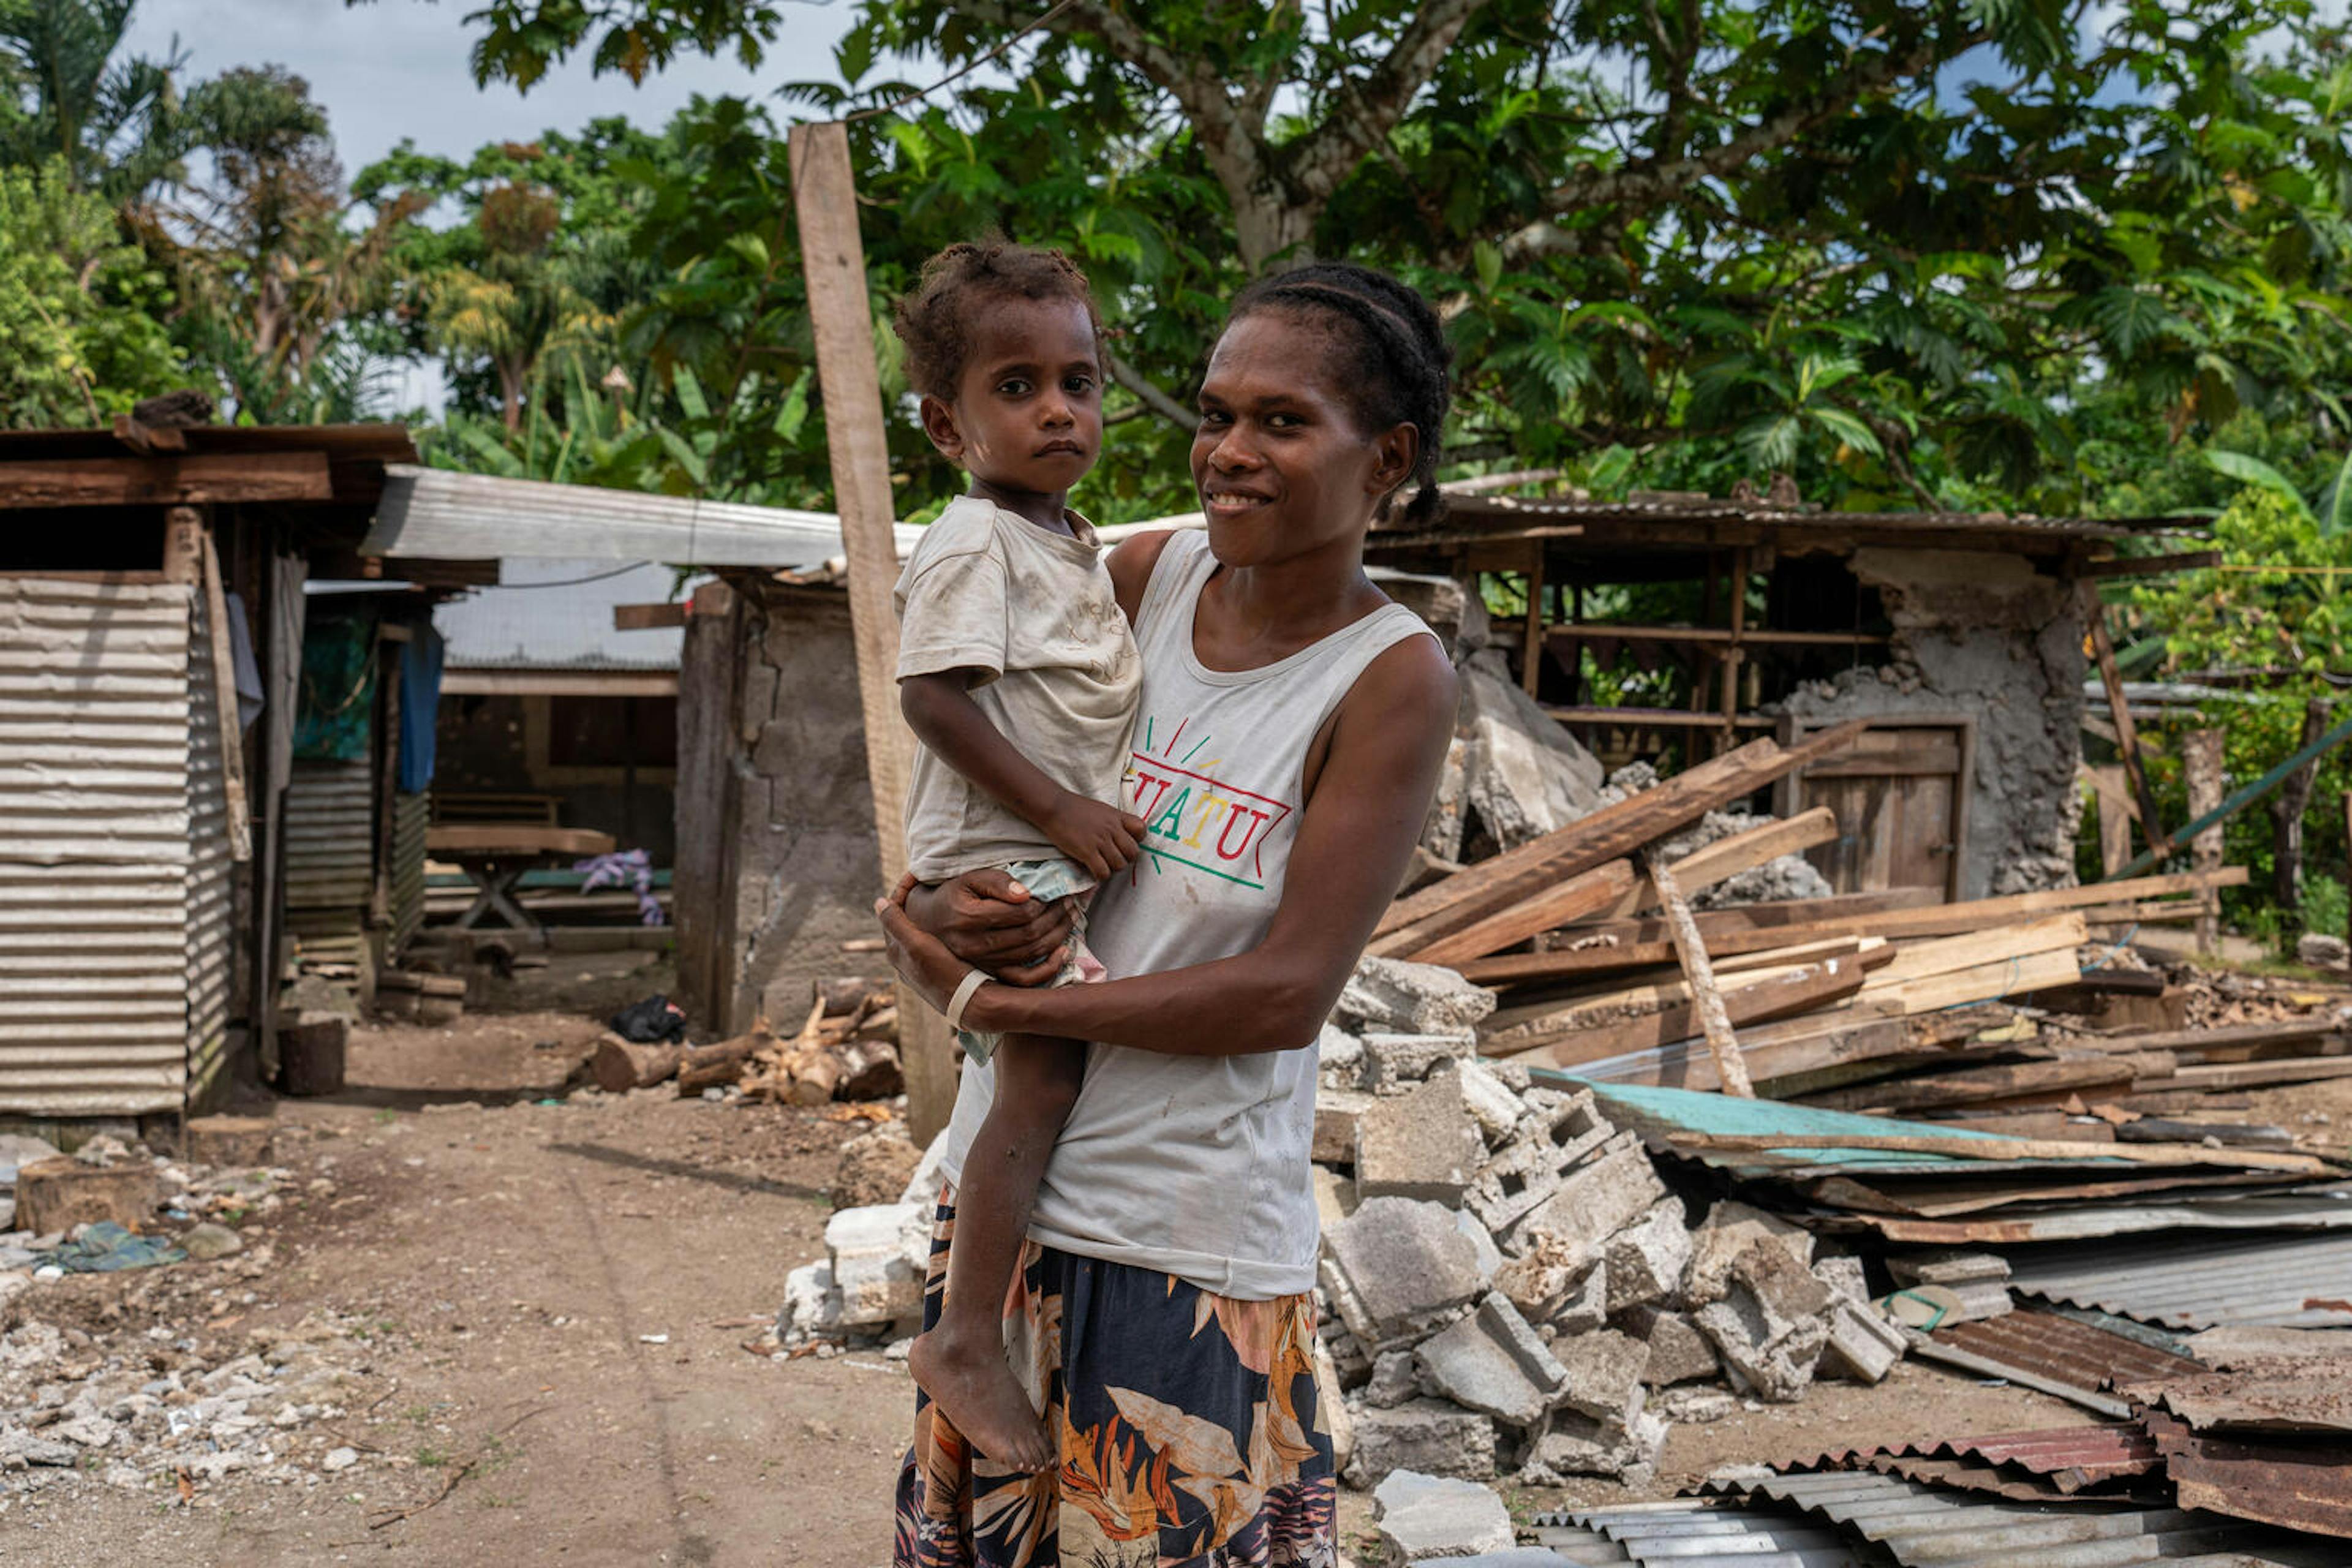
(891, 240), (1103, 402)
(1226, 263), (1453, 527)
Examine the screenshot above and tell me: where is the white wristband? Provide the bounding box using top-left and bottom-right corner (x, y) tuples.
(944, 970), (990, 1032)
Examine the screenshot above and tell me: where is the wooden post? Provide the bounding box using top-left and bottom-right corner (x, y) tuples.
(1643, 846), (1755, 1098)
(2079, 582), (2166, 857)
(2270, 698), (2331, 914)
(1519, 542), (1545, 697)
(1719, 546), (1749, 758)
(198, 523), (252, 861)
(162, 505), (203, 584)
(790, 120), (957, 1144)
(2090, 764), (2131, 878)
(2182, 728), (2225, 952)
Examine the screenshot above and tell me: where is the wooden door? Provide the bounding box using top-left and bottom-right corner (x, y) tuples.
(1777, 719), (1970, 902)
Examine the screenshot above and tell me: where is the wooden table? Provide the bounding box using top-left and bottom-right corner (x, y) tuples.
(425, 824), (617, 935)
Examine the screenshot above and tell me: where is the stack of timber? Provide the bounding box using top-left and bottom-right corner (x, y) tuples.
(1374, 724), (2296, 1125)
(587, 978), (905, 1104)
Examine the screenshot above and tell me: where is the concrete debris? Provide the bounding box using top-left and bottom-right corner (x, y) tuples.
(1684, 1200), (1815, 1307)
(1322, 1197), (1491, 1351)
(1548, 1327), (1650, 1428)
(1887, 1248), (2012, 1323)
(1694, 1245), (1833, 1404)
(1455, 663), (1607, 852)
(1463, 1090), (1614, 1238)
(1604, 1199), (1691, 1314)
(1359, 1030), (1480, 1095)
(1512, 1133), (1667, 1265)
(1373, 1467), (1517, 1562)
(1622, 1306), (1721, 1387)
(1523, 1406), (1668, 1485)
(821, 1203), (929, 1329)
(1413, 1294), (1566, 1428)
(1450, 1060), (1525, 1148)
(1822, 1294), (1908, 1384)
(1313, 1166), (1358, 1231)
(1357, 1074), (1484, 1204)
(1339, 957), (1501, 1038)
(1366, 1350), (1423, 1410)
(1314, 1088), (1375, 1165)
(1317, 1022), (1365, 1087)
(1346, 1399), (1498, 1488)
(1654, 1385), (1737, 1424)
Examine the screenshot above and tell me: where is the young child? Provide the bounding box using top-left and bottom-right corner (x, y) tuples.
(888, 242), (1144, 1472)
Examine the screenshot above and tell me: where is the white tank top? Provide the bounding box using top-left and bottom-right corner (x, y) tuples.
(938, 529), (1439, 1297)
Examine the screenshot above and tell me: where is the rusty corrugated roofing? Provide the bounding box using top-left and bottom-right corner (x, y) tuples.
(2144, 1410), (2352, 1541)
(1924, 1309), (2203, 1412)
(1787, 1426), (2162, 1498)
(2005, 1231), (2352, 1329)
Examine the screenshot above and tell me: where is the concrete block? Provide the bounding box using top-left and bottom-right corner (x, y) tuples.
(1493, 1239), (1606, 1334)
(1317, 1022), (1365, 1087)
(1344, 1399), (1498, 1487)
(185, 1116), (274, 1168)
(1314, 1088), (1376, 1166)
(1695, 1283), (1826, 1404)
(1548, 1327), (1649, 1427)
(1323, 1197), (1490, 1350)
(1463, 1091), (1615, 1238)
(1450, 1059), (1525, 1148)
(1684, 1200), (1815, 1306)
(1455, 1210), (1502, 1281)
(1360, 1030), (1479, 1094)
(1414, 1294), (1566, 1428)
(1604, 1199), (1691, 1315)
(826, 1203), (929, 1326)
(1512, 1133), (1666, 1264)
(778, 1260), (843, 1342)
(1620, 1306), (1719, 1386)
(1314, 1166), (1359, 1231)
(1887, 1249), (2010, 1286)
(1822, 1297), (1907, 1384)
(1366, 1349), (1422, 1409)
(1373, 1469), (1515, 1562)
(1655, 1385), (1737, 1424)
(1732, 1239), (1834, 1325)
(1520, 1407), (1666, 1483)
(1338, 956), (1500, 1037)
(1814, 1255), (1870, 1303)
(1357, 1074), (1483, 1204)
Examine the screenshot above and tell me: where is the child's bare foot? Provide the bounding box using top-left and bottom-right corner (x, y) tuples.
(909, 1326), (1054, 1472)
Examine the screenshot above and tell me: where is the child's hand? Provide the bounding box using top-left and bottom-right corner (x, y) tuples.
(1044, 793), (1147, 879)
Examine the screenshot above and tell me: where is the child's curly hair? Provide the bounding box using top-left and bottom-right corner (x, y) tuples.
(891, 241), (1104, 402)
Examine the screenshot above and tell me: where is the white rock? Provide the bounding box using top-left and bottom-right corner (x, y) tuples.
(322, 1446), (360, 1473)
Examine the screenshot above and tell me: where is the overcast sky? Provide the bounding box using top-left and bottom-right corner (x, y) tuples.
(123, 0), (864, 176)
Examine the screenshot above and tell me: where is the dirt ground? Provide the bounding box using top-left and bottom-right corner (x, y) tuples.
(9, 985), (2347, 1567)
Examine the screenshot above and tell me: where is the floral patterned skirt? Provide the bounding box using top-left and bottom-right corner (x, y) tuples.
(893, 1185), (1338, 1567)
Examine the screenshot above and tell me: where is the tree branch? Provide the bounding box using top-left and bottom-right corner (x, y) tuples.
(1286, 0), (1494, 204)
(1103, 349), (1196, 431)
(1506, 28), (1980, 264)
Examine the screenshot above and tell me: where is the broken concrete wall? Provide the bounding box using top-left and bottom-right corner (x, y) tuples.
(1780, 548), (2084, 899)
(674, 578), (880, 1036)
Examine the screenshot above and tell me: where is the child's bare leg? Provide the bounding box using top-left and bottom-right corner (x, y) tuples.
(908, 1033), (1084, 1472)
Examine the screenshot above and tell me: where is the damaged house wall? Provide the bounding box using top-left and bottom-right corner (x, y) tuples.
(1780, 548), (2085, 900)
(674, 578), (881, 1036)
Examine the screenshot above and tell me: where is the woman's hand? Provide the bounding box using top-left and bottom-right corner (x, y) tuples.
(896, 869), (1074, 987)
(876, 895), (982, 1020)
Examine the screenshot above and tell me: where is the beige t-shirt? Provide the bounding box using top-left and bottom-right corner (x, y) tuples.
(893, 495), (1140, 883)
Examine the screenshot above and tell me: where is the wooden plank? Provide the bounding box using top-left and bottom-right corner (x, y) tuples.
(1396, 860), (1634, 966)
(1375, 720), (1872, 952)
(1480, 940), (1882, 1028)
(1645, 846), (1754, 1096)
(1455, 870), (2246, 986)
(791, 119), (954, 1145)
(2069, 1018), (2345, 1056)
(1487, 956), (1872, 1065)
(426, 825), (617, 856)
(2083, 551), (2221, 580)
(1598, 806), (1839, 919)
(198, 524), (253, 863)
(1573, 1017), (1915, 1094)
(440, 670), (679, 698)
(1545, 706), (1779, 731)
(1675, 1129), (2331, 1174)
(2134, 1057), (2352, 1092)
(0, 451), (332, 508)
(1801, 745), (1962, 779)
(1803, 1053), (2166, 1114)
(1875, 947), (2084, 1014)
(614, 602), (688, 630)
(2080, 582), (2168, 855)
(1860, 913), (2089, 988)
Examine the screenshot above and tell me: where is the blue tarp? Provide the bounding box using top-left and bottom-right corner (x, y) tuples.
(398, 624), (444, 793)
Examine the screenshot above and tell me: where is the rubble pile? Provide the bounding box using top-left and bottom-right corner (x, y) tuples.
(1314, 957), (1905, 1491)
(0, 1308), (377, 1499)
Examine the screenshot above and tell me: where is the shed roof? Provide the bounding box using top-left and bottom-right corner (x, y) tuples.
(366, 466), (926, 568)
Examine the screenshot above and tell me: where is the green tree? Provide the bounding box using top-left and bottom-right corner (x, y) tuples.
(0, 155), (179, 423)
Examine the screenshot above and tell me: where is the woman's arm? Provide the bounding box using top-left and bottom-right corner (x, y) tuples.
(880, 632), (1457, 1055)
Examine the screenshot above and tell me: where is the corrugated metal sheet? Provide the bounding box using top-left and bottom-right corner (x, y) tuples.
(433, 558), (706, 672)
(0, 577), (195, 1114)
(2006, 1232), (2352, 1329)
(1429, 491), (2165, 541)
(284, 760), (374, 910)
(1926, 1308), (2203, 1408)
(2144, 1410), (2352, 1540)
(367, 466), (926, 567)
(1712, 1470), (2339, 1566)
(184, 586), (234, 1103)
(1787, 1427), (2163, 1502)
(389, 790), (428, 956)
(1534, 1499), (1866, 1565)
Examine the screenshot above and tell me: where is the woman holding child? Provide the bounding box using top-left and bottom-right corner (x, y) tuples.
(878, 243), (1461, 1568)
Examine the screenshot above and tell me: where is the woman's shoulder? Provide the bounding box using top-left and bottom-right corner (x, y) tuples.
(1104, 527), (1194, 622)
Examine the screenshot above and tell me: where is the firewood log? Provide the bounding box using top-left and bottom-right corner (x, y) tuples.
(591, 1034), (686, 1092)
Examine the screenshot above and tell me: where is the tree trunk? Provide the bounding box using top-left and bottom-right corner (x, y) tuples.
(1231, 190), (1317, 274)
(2271, 698), (2331, 916)
(2182, 728), (2226, 952)
(499, 360), (525, 432)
